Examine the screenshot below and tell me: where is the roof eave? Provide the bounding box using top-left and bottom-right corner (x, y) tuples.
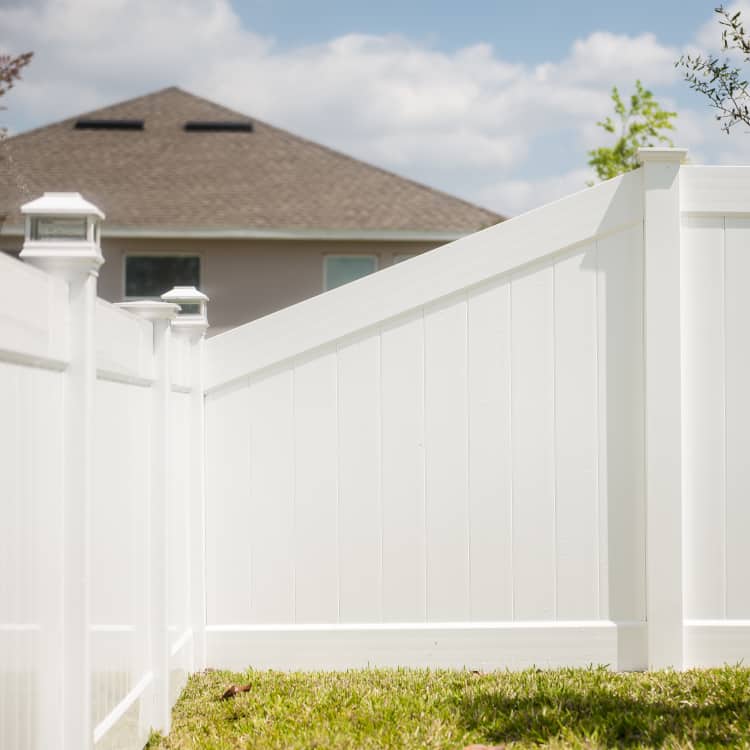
(0, 224), (474, 243)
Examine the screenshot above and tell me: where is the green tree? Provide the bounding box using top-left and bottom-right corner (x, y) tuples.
(677, 6), (750, 133)
(587, 80), (677, 182)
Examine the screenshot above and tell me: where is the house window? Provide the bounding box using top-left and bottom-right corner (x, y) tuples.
(324, 255), (377, 291)
(125, 256), (200, 298)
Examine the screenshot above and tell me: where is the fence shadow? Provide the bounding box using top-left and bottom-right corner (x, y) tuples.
(455, 671), (750, 747)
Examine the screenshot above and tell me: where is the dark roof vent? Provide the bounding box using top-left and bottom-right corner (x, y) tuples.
(184, 120), (253, 132)
(75, 118), (144, 130)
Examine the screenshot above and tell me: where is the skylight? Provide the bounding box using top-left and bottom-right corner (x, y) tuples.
(184, 121), (253, 132)
(75, 119), (145, 130)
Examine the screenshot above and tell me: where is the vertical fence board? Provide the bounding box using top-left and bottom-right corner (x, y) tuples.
(169, 390), (192, 703)
(337, 336), (382, 623)
(598, 226), (646, 624)
(205, 385), (252, 624)
(92, 380), (123, 728)
(467, 282), (513, 621)
(682, 216), (726, 620)
(725, 218), (750, 619)
(424, 299), (470, 622)
(381, 314), (426, 623)
(248, 370), (295, 624)
(128, 385), (152, 737)
(17, 370), (33, 748)
(0, 364), (24, 750)
(554, 248), (599, 620)
(31, 368), (64, 749)
(293, 352), (339, 623)
(511, 268), (556, 620)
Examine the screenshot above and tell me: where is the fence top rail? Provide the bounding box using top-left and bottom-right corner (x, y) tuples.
(95, 297), (154, 385)
(680, 165), (750, 216)
(0, 248), (70, 370)
(204, 168), (643, 393)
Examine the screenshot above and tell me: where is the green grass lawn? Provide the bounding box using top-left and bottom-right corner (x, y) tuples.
(147, 665), (750, 749)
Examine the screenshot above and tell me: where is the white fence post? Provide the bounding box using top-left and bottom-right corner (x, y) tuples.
(19, 193), (105, 749)
(639, 147), (688, 669)
(161, 286), (210, 671)
(118, 299), (179, 733)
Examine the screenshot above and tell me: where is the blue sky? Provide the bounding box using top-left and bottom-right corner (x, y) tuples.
(238, 0), (707, 58)
(1, 0), (748, 215)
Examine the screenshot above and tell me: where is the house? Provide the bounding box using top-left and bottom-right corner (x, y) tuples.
(0, 87), (502, 334)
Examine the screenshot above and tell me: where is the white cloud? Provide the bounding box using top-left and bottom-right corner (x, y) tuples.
(477, 167), (596, 217)
(556, 31), (680, 86)
(1, 0), (746, 216)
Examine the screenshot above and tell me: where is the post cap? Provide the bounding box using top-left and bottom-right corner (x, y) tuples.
(637, 147), (689, 165)
(161, 285), (209, 336)
(19, 192), (105, 279)
(21, 192), (105, 219)
(161, 286), (209, 304)
(116, 300), (180, 322)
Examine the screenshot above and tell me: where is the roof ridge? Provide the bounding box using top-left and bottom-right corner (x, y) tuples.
(165, 87), (254, 122)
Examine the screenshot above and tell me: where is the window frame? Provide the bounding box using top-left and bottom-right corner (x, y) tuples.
(322, 253), (379, 292)
(122, 252), (202, 301)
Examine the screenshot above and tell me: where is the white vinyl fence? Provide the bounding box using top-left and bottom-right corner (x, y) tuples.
(0, 196), (206, 750)
(2, 149), (750, 749)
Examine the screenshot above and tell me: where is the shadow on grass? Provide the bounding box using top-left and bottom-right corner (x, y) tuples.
(457, 675), (750, 747)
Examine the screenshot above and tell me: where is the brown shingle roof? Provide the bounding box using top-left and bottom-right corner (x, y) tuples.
(0, 87), (502, 234)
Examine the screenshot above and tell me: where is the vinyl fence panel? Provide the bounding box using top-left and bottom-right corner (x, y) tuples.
(679, 199), (750, 666)
(0, 250), (68, 750)
(0, 225), (205, 749)
(203, 167), (649, 671)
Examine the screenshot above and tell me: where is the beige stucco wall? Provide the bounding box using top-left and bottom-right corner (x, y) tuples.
(1, 235), (442, 335)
